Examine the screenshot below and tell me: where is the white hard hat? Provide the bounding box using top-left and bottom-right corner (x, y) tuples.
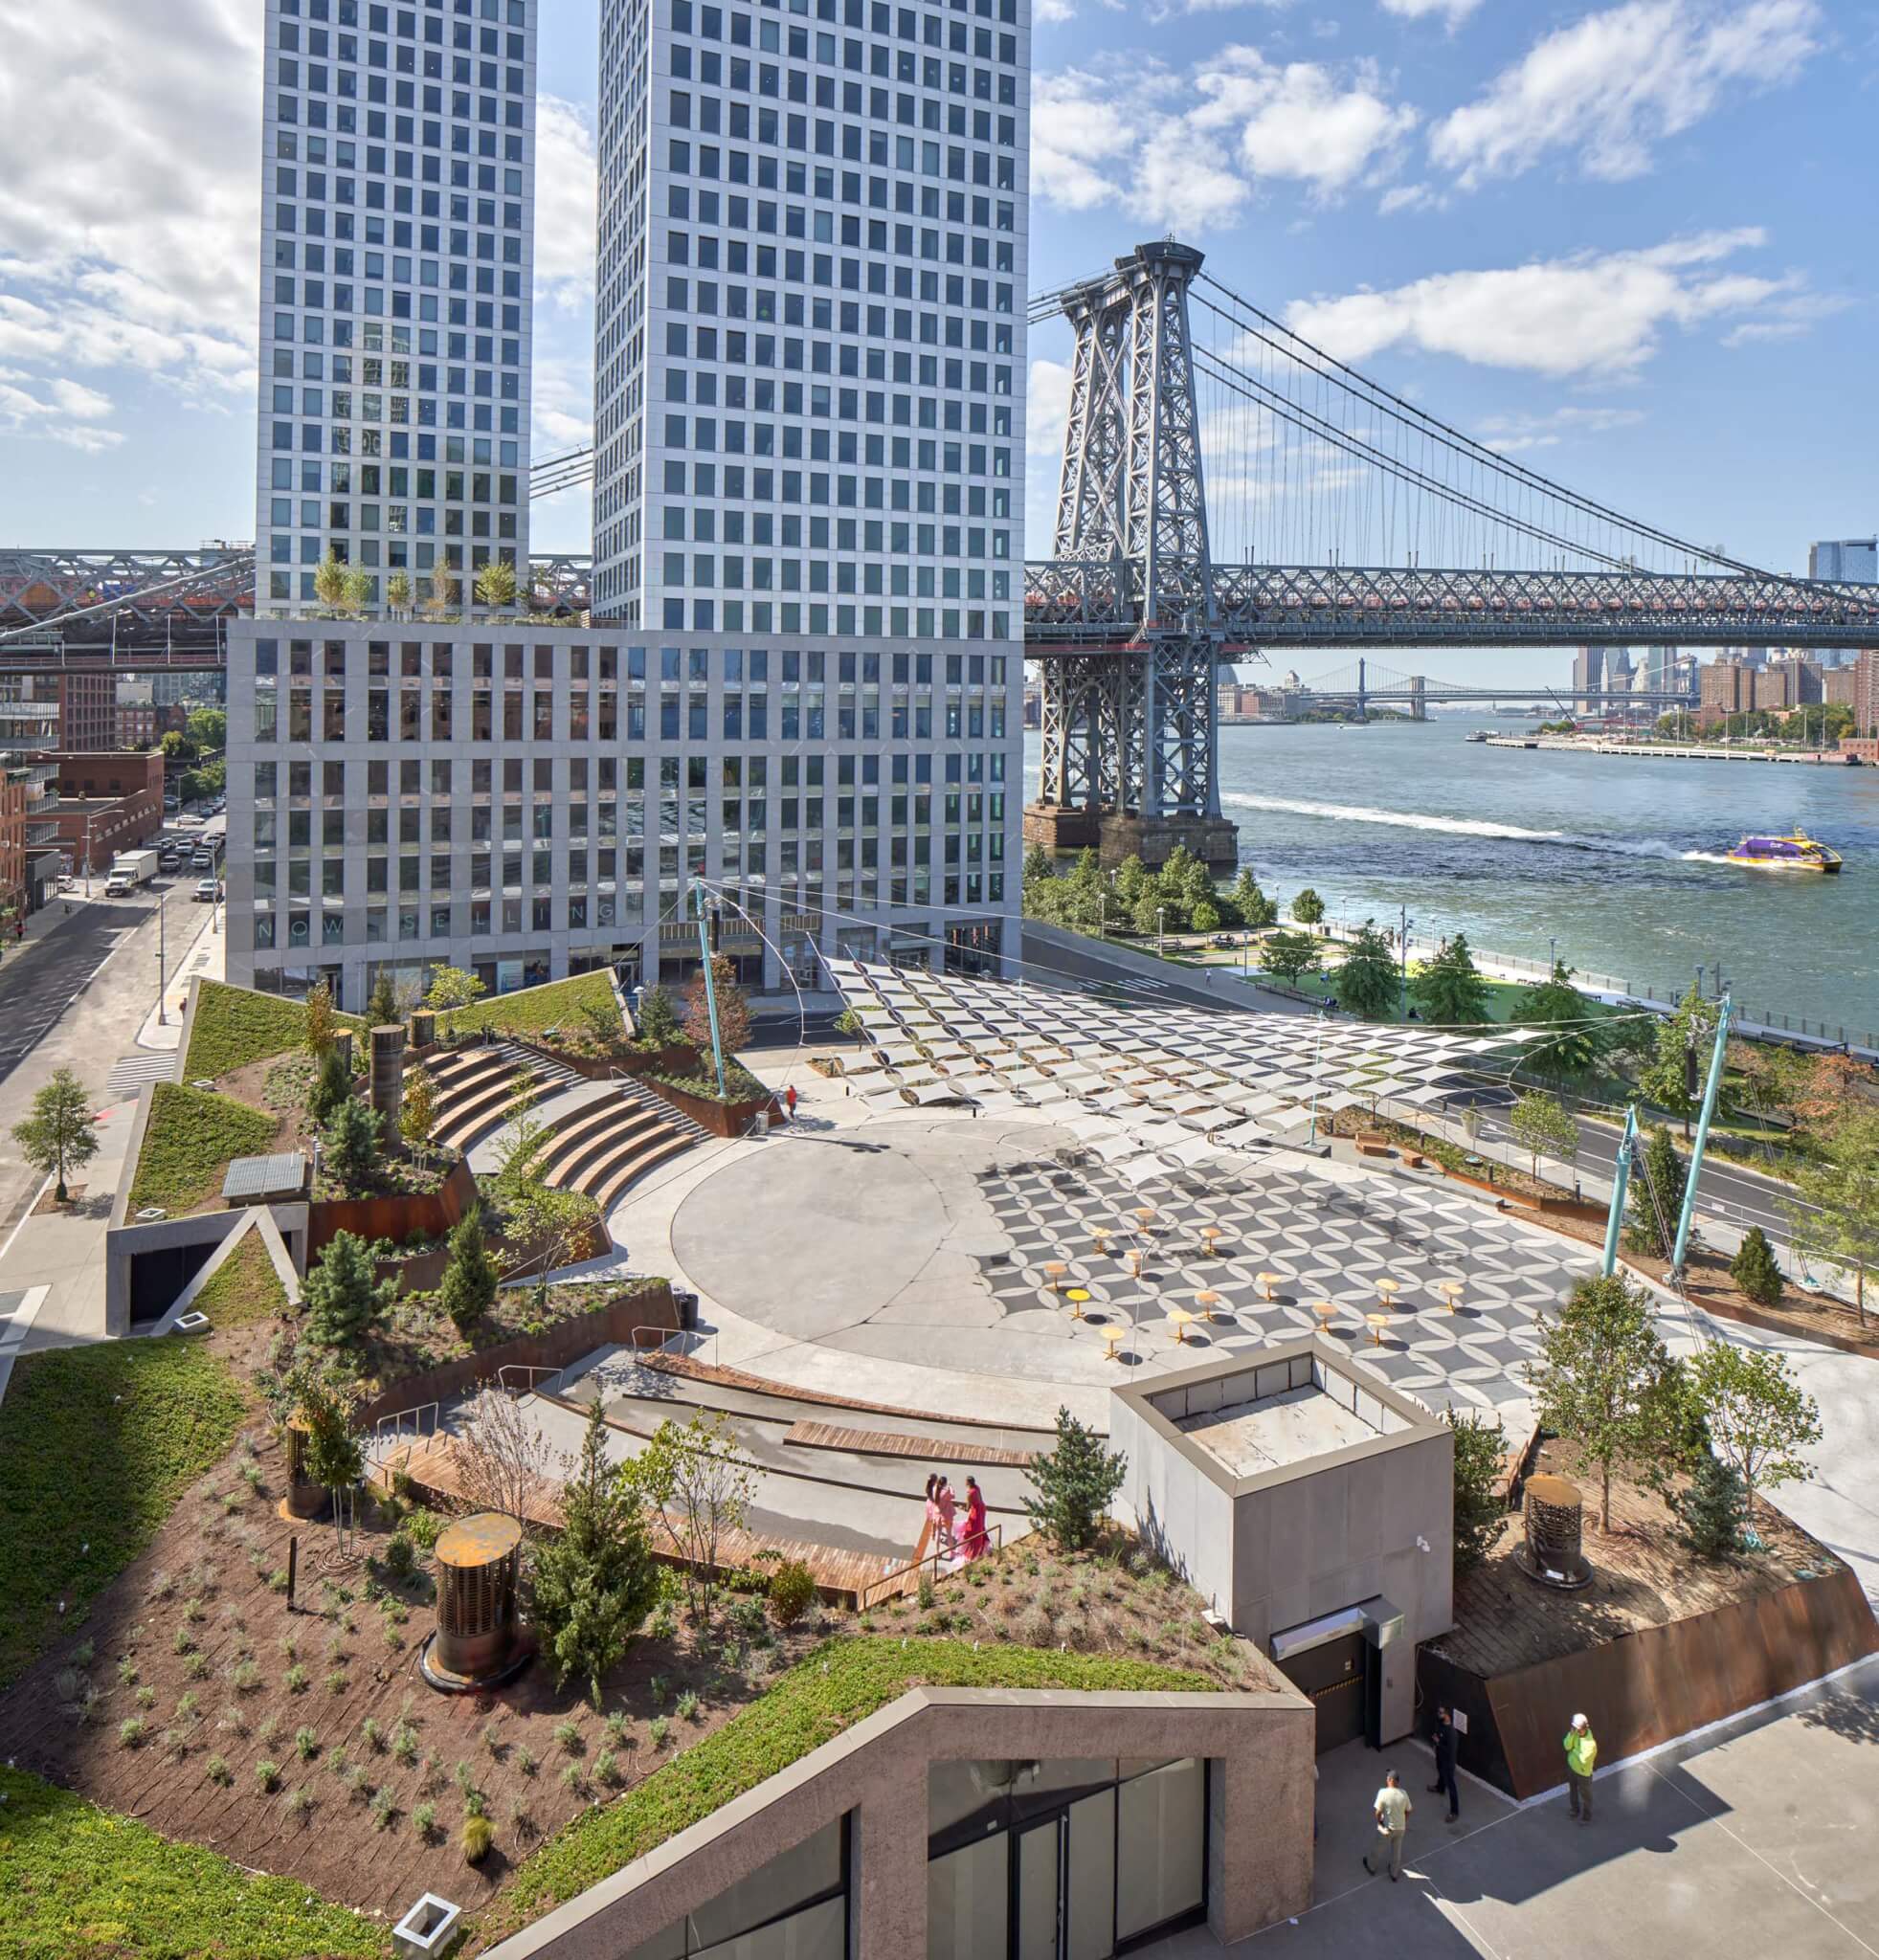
(1571, 1713), (1588, 1728)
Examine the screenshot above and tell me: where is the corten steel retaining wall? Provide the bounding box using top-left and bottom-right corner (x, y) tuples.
(641, 1074), (779, 1137)
(352, 1281), (679, 1431)
(305, 1153), (479, 1261)
(478, 1685), (1316, 1960)
(1419, 1564), (1879, 1798)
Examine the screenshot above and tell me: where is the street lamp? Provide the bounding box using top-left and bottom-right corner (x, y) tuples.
(1155, 905), (1165, 958)
(1398, 902), (1414, 1021)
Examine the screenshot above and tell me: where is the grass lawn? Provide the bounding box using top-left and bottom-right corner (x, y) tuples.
(182, 980), (363, 1081)
(127, 1082), (280, 1216)
(436, 969), (622, 1040)
(486, 1636), (1217, 1939)
(189, 1230), (290, 1331)
(0, 1342), (248, 1690)
(0, 1762), (385, 1960)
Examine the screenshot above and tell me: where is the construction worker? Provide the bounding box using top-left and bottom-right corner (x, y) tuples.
(1564, 1713), (1598, 1823)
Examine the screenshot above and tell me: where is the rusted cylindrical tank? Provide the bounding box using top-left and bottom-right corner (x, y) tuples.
(370, 1024), (406, 1144)
(410, 1008), (436, 1050)
(1519, 1473), (1590, 1590)
(432, 1514), (522, 1681)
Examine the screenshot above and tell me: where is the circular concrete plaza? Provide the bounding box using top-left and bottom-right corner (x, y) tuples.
(668, 1115), (1592, 1422)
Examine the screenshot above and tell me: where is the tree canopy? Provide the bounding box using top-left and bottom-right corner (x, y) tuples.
(1333, 922), (1398, 1021)
(1409, 934), (1488, 1026)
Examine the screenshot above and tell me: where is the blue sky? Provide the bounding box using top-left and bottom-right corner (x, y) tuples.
(0, 0), (1870, 683)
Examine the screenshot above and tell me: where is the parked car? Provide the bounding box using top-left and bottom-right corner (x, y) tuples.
(194, 879), (222, 903)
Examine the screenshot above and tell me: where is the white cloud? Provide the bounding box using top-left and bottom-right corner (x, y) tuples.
(1035, 0), (1077, 19)
(1432, 0), (1821, 187)
(533, 98), (597, 313)
(1376, 182), (1439, 214)
(0, 0), (262, 446)
(1379, 0), (1484, 20)
(1286, 231), (1803, 378)
(1035, 49), (1418, 230)
(1471, 405), (1647, 453)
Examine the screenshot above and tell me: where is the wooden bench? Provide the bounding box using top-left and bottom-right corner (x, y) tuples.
(1354, 1133), (1394, 1158)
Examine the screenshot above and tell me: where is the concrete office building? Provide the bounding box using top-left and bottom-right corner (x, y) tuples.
(252, 0), (537, 613)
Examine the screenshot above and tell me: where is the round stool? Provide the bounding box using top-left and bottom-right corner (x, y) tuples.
(1257, 1271), (1284, 1303)
(1366, 1312), (1392, 1348)
(1101, 1325), (1128, 1363)
(1311, 1300), (1339, 1335)
(1042, 1260), (1068, 1295)
(1064, 1285), (1092, 1323)
(1438, 1281), (1465, 1314)
(1196, 1289), (1226, 1323)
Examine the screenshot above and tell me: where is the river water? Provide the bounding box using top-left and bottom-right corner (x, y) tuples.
(1024, 719), (1879, 1039)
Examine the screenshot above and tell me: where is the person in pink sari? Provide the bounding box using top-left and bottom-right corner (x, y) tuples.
(912, 1473), (941, 1565)
(958, 1475), (989, 1562)
(933, 1475), (957, 1561)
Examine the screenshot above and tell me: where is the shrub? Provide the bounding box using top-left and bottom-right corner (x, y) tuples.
(1024, 1407), (1127, 1551)
(649, 1715), (671, 1749)
(676, 1689), (701, 1724)
(761, 1557), (816, 1630)
(414, 1799), (438, 1839)
(1674, 1451), (1747, 1560)
(360, 1716), (383, 1752)
(285, 1785), (315, 1820)
(295, 1726), (319, 1760)
(256, 1760), (280, 1792)
(595, 1748), (620, 1786)
(515, 1745), (537, 1776)
(118, 1716), (147, 1748)
(553, 1719), (583, 1755)
(207, 1753), (232, 1785)
(461, 1813), (496, 1863)
(1730, 1225), (1784, 1306)
(284, 1663), (308, 1694)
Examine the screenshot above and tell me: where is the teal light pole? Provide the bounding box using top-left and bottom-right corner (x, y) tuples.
(690, 877), (728, 1102)
(1670, 994), (1732, 1278)
(1600, 1105), (1638, 1277)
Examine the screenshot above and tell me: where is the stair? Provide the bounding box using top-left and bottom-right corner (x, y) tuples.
(420, 1042), (574, 1152)
(616, 1071), (713, 1145)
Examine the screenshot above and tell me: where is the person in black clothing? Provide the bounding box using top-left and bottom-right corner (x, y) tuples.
(1427, 1704), (1460, 1821)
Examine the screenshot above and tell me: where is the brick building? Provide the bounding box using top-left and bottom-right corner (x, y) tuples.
(37, 750), (165, 874)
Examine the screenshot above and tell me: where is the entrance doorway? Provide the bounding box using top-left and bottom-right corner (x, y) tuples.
(1280, 1632), (1370, 1754)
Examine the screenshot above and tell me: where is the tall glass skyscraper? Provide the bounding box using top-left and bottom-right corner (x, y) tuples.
(252, 0), (537, 614)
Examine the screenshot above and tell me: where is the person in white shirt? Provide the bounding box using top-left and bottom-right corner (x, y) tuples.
(1363, 1769), (1413, 1882)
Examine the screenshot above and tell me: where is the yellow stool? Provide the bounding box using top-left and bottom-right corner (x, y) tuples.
(1438, 1281), (1465, 1314)
(1101, 1325), (1128, 1363)
(1366, 1312), (1391, 1348)
(1065, 1286), (1092, 1323)
(1257, 1271), (1284, 1303)
(1311, 1300), (1339, 1336)
(1196, 1289), (1227, 1323)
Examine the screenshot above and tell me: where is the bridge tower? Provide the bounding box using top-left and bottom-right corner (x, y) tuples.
(1025, 241), (1240, 873)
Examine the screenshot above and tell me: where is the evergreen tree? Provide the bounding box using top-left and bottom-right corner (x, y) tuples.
(474, 557), (519, 608)
(305, 1046), (352, 1127)
(1672, 1451), (1745, 1561)
(1334, 921), (1398, 1021)
(1023, 1406), (1127, 1551)
(302, 1230), (397, 1358)
(1231, 868), (1277, 928)
(11, 1067), (101, 1204)
(531, 1400), (661, 1704)
(1730, 1225), (1783, 1306)
(1513, 963), (1603, 1079)
(1446, 1409), (1506, 1577)
(323, 1096), (383, 1192)
(1111, 855), (1151, 909)
(1623, 1124), (1689, 1260)
(1526, 1272), (1687, 1530)
(1290, 886), (1325, 925)
(366, 969), (400, 1026)
(1409, 934), (1489, 1026)
(438, 1206), (500, 1334)
(634, 985), (684, 1049)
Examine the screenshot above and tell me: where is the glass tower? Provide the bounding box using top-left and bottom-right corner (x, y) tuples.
(253, 0), (537, 616)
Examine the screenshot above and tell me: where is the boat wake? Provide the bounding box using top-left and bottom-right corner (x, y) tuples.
(1220, 792), (1700, 861)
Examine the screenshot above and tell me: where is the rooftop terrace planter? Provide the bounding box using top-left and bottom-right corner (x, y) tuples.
(642, 1072), (780, 1138)
(306, 1153), (478, 1262)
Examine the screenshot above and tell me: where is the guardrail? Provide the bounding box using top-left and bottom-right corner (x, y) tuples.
(859, 1522), (1006, 1611)
(629, 1321), (720, 1371)
(365, 1399), (439, 1474)
(497, 1362), (566, 1398)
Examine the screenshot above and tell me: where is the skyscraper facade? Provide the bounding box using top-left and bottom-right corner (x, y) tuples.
(252, 0), (537, 615)
(1807, 538), (1878, 585)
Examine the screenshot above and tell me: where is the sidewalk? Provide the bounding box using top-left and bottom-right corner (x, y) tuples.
(138, 905), (225, 1053)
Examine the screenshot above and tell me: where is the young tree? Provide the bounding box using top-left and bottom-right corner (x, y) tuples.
(1510, 1090), (1579, 1183)
(1623, 1123), (1689, 1261)
(1409, 934), (1489, 1026)
(454, 1382), (559, 1529)
(1513, 964), (1604, 1080)
(295, 1363), (366, 1555)
(302, 1229), (397, 1359)
(438, 1206), (500, 1334)
(313, 551), (349, 613)
(503, 1183), (602, 1303)
(342, 567), (373, 614)
(1446, 1409), (1506, 1577)
(530, 1400), (661, 1704)
(426, 568), (459, 616)
(324, 1097), (383, 1192)
(1023, 1405), (1127, 1551)
(11, 1067), (101, 1204)
(638, 1410), (757, 1629)
(385, 569), (414, 617)
(633, 985), (684, 1049)
(683, 953), (753, 1058)
(474, 557), (519, 609)
(1262, 930), (1321, 989)
(425, 965), (486, 1036)
(366, 969), (401, 1026)
(1130, 889), (1163, 939)
(1637, 986), (1721, 1136)
(1334, 921), (1398, 1021)
(1729, 1225), (1783, 1307)
(1672, 1450), (1746, 1561)
(303, 979), (340, 1059)
(1784, 1109), (1879, 1325)
(1190, 898), (1221, 934)
(1290, 886), (1326, 926)
(1525, 1272), (1686, 1531)
(305, 1045), (352, 1127)
(1686, 1342), (1822, 1534)
(399, 1065), (437, 1166)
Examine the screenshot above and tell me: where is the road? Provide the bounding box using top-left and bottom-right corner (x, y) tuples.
(0, 887), (185, 1241)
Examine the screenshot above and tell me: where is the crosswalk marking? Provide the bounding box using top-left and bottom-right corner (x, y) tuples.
(104, 1051), (182, 1100)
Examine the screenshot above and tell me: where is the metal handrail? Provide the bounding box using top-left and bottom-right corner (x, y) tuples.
(860, 1521), (1005, 1612)
(365, 1400), (439, 1473)
(497, 1362), (566, 1397)
(628, 1320), (720, 1370)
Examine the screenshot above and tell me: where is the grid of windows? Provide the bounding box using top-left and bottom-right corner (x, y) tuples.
(255, 0), (537, 614)
(593, 0), (1028, 637)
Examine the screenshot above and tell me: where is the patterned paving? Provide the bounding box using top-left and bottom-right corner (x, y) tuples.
(973, 1146), (1580, 1419)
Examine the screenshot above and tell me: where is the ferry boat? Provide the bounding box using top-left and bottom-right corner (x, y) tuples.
(1725, 829), (1843, 873)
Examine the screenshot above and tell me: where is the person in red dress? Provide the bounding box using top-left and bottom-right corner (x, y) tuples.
(958, 1475), (989, 1561)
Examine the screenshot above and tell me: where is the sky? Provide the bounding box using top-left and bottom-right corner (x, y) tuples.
(0, 0), (1872, 686)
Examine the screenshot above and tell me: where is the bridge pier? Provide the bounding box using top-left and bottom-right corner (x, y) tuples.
(1409, 674), (1426, 722)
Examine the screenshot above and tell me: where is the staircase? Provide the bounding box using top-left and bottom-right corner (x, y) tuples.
(418, 1041), (586, 1153)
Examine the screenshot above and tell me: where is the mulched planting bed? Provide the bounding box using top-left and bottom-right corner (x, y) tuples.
(0, 1427), (831, 1930)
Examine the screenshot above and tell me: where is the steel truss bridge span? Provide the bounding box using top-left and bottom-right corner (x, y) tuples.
(1021, 561), (1879, 654)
